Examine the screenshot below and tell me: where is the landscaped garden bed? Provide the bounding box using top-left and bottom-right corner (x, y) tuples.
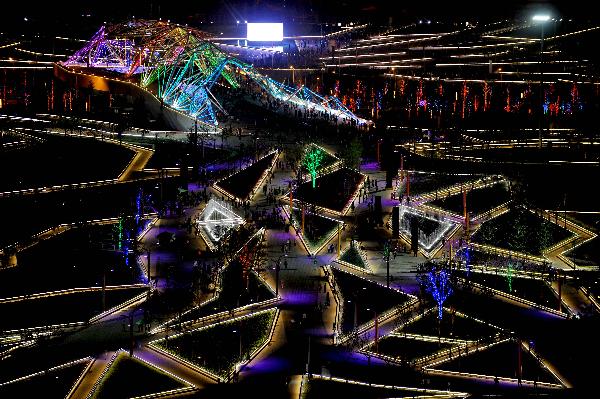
(428, 181), (511, 216)
(0, 178), (167, 249)
(172, 258), (275, 326)
(90, 352), (188, 399)
(294, 168), (364, 214)
(455, 270), (567, 312)
(332, 268), (412, 335)
(0, 287), (147, 332)
(152, 308), (277, 380)
(368, 335), (453, 362)
(215, 151), (277, 200)
(566, 237), (600, 267)
(435, 339), (559, 384)
(289, 208), (340, 254)
(339, 243), (368, 270)
(398, 171), (476, 197)
(301, 376), (438, 399)
(0, 224), (143, 299)
(0, 360), (88, 398)
(0, 135), (134, 192)
(400, 308), (498, 340)
(472, 207), (573, 255)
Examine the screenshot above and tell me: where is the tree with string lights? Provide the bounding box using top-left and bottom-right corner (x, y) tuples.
(506, 261), (514, 293)
(303, 146), (323, 188)
(425, 269), (453, 320)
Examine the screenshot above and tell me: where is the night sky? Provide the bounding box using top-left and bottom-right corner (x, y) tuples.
(1, 1), (587, 22)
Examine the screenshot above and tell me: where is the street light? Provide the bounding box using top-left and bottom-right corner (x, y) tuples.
(383, 240), (391, 288)
(532, 14), (551, 149)
(532, 15), (551, 22)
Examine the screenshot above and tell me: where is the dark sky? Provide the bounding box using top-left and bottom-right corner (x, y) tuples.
(1, 1), (590, 25)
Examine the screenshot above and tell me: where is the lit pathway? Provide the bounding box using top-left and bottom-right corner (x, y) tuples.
(549, 279), (593, 316)
(118, 145), (154, 181)
(136, 345), (216, 388)
(66, 351), (116, 399)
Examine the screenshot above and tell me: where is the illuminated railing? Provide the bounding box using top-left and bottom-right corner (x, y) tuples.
(282, 205), (343, 257)
(302, 373), (470, 398)
(151, 228), (268, 334)
(285, 168), (366, 217)
(148, 308), (280, 383)
(335, 244), (372, 274)
(0, 357), (93, 388)
(329, 266), (418, 345)
(213, 149), (279, 202)
(458, 276), (569, 318)
(84, 349), (196, 399)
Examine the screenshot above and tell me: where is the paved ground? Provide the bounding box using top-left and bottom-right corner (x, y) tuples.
(3, 133), (597, 398)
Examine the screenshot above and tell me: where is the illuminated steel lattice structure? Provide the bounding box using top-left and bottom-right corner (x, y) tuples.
(63, 20), (368, 128)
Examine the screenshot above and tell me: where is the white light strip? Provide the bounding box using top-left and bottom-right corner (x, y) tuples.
(305, 373), (470, 397)
(0, 357), (93, 387)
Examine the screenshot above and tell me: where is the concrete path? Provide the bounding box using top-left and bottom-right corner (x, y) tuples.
(66, 351), (115, 399)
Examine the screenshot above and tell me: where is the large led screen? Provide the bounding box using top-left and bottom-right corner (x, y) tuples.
(247, 23), (284, 42)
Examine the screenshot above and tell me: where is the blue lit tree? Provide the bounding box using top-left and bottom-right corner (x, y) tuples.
(135, 187), (143, 234)
(425, 269), (453, 320)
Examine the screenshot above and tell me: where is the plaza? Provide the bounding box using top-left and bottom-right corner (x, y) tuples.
(0, 2), (599, 398)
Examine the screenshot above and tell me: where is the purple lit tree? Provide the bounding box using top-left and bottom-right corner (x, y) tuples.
(425, 270), (453, 320)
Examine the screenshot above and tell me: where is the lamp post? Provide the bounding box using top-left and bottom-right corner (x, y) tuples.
(383, 240), (391, 288)
(532, 14), (551, 149)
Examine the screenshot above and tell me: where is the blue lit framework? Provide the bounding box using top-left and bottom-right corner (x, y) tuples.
(63, 19), (369, 128)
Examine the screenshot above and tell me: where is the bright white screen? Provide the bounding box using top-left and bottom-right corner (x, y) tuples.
(247, 23), (283, 42)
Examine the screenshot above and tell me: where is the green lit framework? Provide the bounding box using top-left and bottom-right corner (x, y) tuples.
(63, 19), (369, 128)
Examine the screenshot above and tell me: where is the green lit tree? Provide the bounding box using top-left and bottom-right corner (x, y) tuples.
(506, 262), (514, 293)
(303, 147), (323, 188)
(537, 219), (552, 255)
(509, 208), (527, 253)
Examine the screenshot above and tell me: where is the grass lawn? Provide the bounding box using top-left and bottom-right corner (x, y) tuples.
(302, 377), (434, 399)
(0, 178), (168, 249)
(154, 309), (277, 379)
(0, 224), (142, 299)
(398, 172), (476, 197)
(0, 287), (147, 331)
(473, 207), (573, 255)
(332, 268), (412, 335)
(370, 335), (453, 361)
(566, 237), (600, 267)
(290, 208), (339, 253)
(0, 135), (134, 192)
(400, 309), (498, 340)
(0, 360), (88, 399)
(174, 259), (275, 325)
(456, 271), (567, 312)
(91, 353), (187, 399)
(294, 168), (363, 214)
(145, 141), (226, 169)
(436, 340), (559, 384)
(339, 245), (367, 269)
(429, 181), (510, 216)
(216, 152), (277, 200)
